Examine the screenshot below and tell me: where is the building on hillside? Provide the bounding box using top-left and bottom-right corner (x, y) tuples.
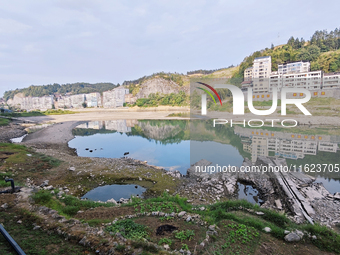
(57, 94), (85, 108)
(323, 72), (340, 89)
(85, 92), (102, 107)
(252, 56), (271, 93)
(278, 61), (310, 75)
(102, 87), (129, 108)
(269, 70), (322, 92)
(241, 80), (253, 92)
(244, 67), (253, 81)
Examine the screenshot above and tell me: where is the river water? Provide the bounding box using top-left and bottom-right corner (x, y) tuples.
(69, 119), (340, 199)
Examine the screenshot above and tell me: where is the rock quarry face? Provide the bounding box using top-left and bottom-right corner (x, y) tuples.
(136, 78), (185, 99)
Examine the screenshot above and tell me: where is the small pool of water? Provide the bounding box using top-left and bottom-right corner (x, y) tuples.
(237, 182), (264, 205)
(10, 134), (27, 143)
(81, 184), (146, 202)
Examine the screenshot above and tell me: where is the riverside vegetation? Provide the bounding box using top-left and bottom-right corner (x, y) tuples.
(0, 139), (339, 255)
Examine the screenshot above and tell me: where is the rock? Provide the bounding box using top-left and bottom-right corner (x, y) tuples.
(208, 225), (216, 231)
(334, 192), (340, 200)
(284, 232), (301, 242)
(178, 211), (186, 217)
(69, 167), (76, 171)
(186, 216), (191, 222)
(1, 203), (8, 209)
(312, 235), (317, 240)
(151, 211), (159, 216)
(159, 212), (165, 217)
(200, 207), (205, 211)
(44, 185), (54, 191)
(256, 211), (264, 215)
(139, 177), (142, 181)
(263, 227), (271, 233)
(79, 237), (87, 246)
(275, 199), (283, 210)
(26, 154), (32, 157)
(163, 244), (170, 250)
(17, 220), (22, 224)
(295, 230), (304, 238)
(107, 198), (117, 204)
(284, 230), (290, 234)
(40, 180), (49, 187)
(33, 226), (41, 230)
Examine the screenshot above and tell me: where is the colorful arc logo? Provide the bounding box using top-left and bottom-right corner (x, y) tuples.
(196, 82), (223, 105)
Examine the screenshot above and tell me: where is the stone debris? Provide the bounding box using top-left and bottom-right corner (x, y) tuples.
(1, 203), (8, 209)
(178, 211), (186, 217)
(263, 227), (271, 233)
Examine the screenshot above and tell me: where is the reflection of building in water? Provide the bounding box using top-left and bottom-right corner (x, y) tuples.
(76, 120), (139, 133)
(104, 120), (131, 133)
(77, 121), (103, 130)
(234, 126), (340, 162)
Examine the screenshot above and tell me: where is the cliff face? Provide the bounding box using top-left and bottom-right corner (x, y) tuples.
(138, 121), (184, 141)
(136, 78), (185, 99)
(7, 93), (54, 111)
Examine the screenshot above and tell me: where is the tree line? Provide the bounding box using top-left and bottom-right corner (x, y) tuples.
(4, 82), (117, 101)
(187, 65), (235, 75)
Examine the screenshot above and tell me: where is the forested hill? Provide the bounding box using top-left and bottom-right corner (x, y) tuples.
(233, 28), (340, 79)
(3, 82), (117, 100)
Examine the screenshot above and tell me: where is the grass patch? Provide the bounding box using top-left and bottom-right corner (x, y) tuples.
(130, 191), (191, 213)
(167, 112), (190, 117)
(302, 224), (340, 253)
(205, 220), (260, 255)
(106, 219), (149, 239)
(0, 172), (13, 188)
(1, 109), (77, 118)
(0, 209), (92, 255)
(0, 118), (10, 126)
(32, 190), (117, 217)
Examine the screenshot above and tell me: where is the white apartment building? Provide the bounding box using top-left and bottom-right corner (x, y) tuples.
(269, 70), (322, 92)
(278, 61), (310, 75)
(323, 72), (340, 89)
(252, 56), (271, 93)
(244, 67), (253, 81)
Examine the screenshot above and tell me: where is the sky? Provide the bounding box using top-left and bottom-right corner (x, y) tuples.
(0, 0), (339, 97)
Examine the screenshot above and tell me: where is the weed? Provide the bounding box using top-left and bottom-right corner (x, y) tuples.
(106, 220), (148, 240)
(115, 244), (126, 252)
(174, 230), (195, 242)
(158, 238), (172, 246)
(181, 244), (189, 250)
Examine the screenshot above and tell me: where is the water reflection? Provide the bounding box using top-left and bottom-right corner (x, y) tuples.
(70, 119), (340, 193)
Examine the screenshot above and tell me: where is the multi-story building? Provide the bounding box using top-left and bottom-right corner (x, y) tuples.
(244, 67), (253, 81)
(103, 87), (129, 108)
(269, 70), (322, 92)
(252, 56), (271, 93)
(278, 61), (310, 75)
(323, 72), (340, 89)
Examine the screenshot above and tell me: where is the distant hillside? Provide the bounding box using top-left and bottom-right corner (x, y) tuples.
(3, 82), (117, 101)
(233, 28), (340, 81)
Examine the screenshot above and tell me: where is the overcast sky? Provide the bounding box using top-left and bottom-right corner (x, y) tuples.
(0, 0), (339, 97)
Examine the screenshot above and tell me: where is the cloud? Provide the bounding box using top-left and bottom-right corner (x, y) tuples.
(0, 18), (32, 35)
